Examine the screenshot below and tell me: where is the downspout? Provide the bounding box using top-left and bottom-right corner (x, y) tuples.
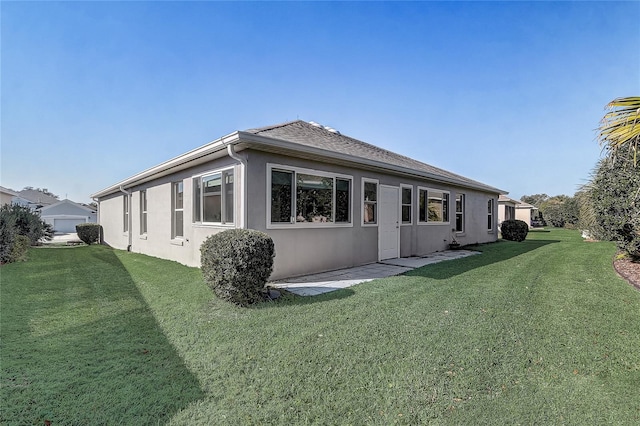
(91, 196), (101, 244)
(226, 143), (247, 229)
(119, 186), (133, 251)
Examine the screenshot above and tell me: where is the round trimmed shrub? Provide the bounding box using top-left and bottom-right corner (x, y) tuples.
(501, 219), (529, 242)
(200, 229), (275, 306)
(76, 223), (102, 245)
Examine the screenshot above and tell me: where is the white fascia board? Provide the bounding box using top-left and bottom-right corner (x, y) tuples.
(235, 132), (507, 194)
(91, 132), (240, 198)
(93, 128), (505, 199)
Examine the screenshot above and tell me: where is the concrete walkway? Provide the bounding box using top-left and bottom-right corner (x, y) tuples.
(271, 250), (480, 296)
(44, 233), (83, 245)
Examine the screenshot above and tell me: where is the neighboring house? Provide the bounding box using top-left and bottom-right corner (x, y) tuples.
(516, 201), (539, 228)
(39, 199), (97, 233)
(498, 195), (539, 228)
(0, 186), (19, 206)
(498, 195), (517, 225)
(92, 120), (506, 280)
(17, 189), (60, 210)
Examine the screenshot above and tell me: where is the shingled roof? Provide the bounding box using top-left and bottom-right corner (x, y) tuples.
(93, 119), (505, 198)
(245, 120), (502, 193)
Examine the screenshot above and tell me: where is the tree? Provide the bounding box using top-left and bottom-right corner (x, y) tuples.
(520, 194), (548, 207)
(0, 204), (54, 263)
(538, 195), (579, 228)
(597, 96), (640, 166)
(587, 154), (639, 257)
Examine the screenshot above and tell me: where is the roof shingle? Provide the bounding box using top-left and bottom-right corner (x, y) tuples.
(246, 120), (501, 193)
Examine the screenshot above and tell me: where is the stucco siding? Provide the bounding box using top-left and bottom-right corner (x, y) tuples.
(245, 150), (498, 279)
(98, 148), (499, 280)
(99, 156), (242, 267)
(99, 192), (130, 250)
(515, 208), (532, 227)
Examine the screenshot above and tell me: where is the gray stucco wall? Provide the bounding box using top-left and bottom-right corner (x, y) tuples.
(245, 150), (498, 279)
(98, 148), (499, 280)
(99, 156), (242, 267)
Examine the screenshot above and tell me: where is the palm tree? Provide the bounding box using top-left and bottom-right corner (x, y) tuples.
(597, 96), (640, 166)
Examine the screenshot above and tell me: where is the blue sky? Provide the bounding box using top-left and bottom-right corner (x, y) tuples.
(2, 1), (638, 204)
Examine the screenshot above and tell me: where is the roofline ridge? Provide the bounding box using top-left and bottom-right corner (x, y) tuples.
(246, 119), (304, 134)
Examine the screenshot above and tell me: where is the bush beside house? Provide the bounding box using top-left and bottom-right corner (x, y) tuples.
(200, 229), (275, 306)
(0, 204), (53, 264)
(76, 223), (102, 245)
(501, 219), (529, 242)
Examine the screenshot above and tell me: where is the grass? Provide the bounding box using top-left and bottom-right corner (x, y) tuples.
(2, 229), (639, 424)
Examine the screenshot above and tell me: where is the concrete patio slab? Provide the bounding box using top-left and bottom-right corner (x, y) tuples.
(271, 249), (481, 296)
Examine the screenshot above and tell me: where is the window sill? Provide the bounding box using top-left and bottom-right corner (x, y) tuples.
(139, 234), (148, 240)
(267, 222), (354, 230)
(170, 239), (184, 246)
(193, 223), (235, 229)
(417, 222), (451, 226)
(361, 223), (378, 227)
(401, 222), (413, 226)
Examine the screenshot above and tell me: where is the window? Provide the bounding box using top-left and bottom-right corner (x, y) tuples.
(140, 190), (147, 234)
(505, 205), (515, 221)
(271, 170), (293, 223)
(193, 169), (234, 224)
(401, 185), (412, 224)
(418, 188), (450, 223)
(268, 164), (352, 226)
(487, 199), (494, 231)
(362, 179), (378, 225)
(455, 194), (465, 232)
(172, 182), (184, 238)
(123, 195), (129, 232)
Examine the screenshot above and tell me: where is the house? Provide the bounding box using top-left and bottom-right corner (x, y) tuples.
(498, 195), (539, 228)
(0, 186), (20, 206)
(516, 201), (540, 228)
(498, 195), (517, 224)
(39, 199), (97, 233)
(92, 120), (506, 280)
(7, 188), (61, 211)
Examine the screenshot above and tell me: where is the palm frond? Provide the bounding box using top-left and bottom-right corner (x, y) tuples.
(598, 96), (640, 165)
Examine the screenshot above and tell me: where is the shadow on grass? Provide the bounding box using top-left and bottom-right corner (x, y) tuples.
(405, 239), (560, 280)
(1, 246), (204, 425)
(257, 287), (356, 309)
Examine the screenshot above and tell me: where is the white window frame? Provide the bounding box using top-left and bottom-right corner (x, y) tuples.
(192, 167), (235, 227)
(488, 198), (495, 232)
(123, 195), (129, 233)
(400, 184), (413, 225)
(455, 193), (465, 234)
(172, 181), (184, 240)
(140, 190), (147, 236)
(266, 163), (353, 229)
(417, 186), (451, 225)
(361, 178), (379, 227)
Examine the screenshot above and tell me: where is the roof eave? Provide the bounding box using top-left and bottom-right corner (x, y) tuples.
(91, 131), (241, 198)
(93, 129), (505, 199)
(236, 132), (506, 194)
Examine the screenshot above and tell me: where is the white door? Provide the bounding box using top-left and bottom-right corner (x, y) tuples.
(379, 185), (400, 260)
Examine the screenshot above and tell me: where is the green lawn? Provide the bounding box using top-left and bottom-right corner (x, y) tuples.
(2, 229), (639, 424)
